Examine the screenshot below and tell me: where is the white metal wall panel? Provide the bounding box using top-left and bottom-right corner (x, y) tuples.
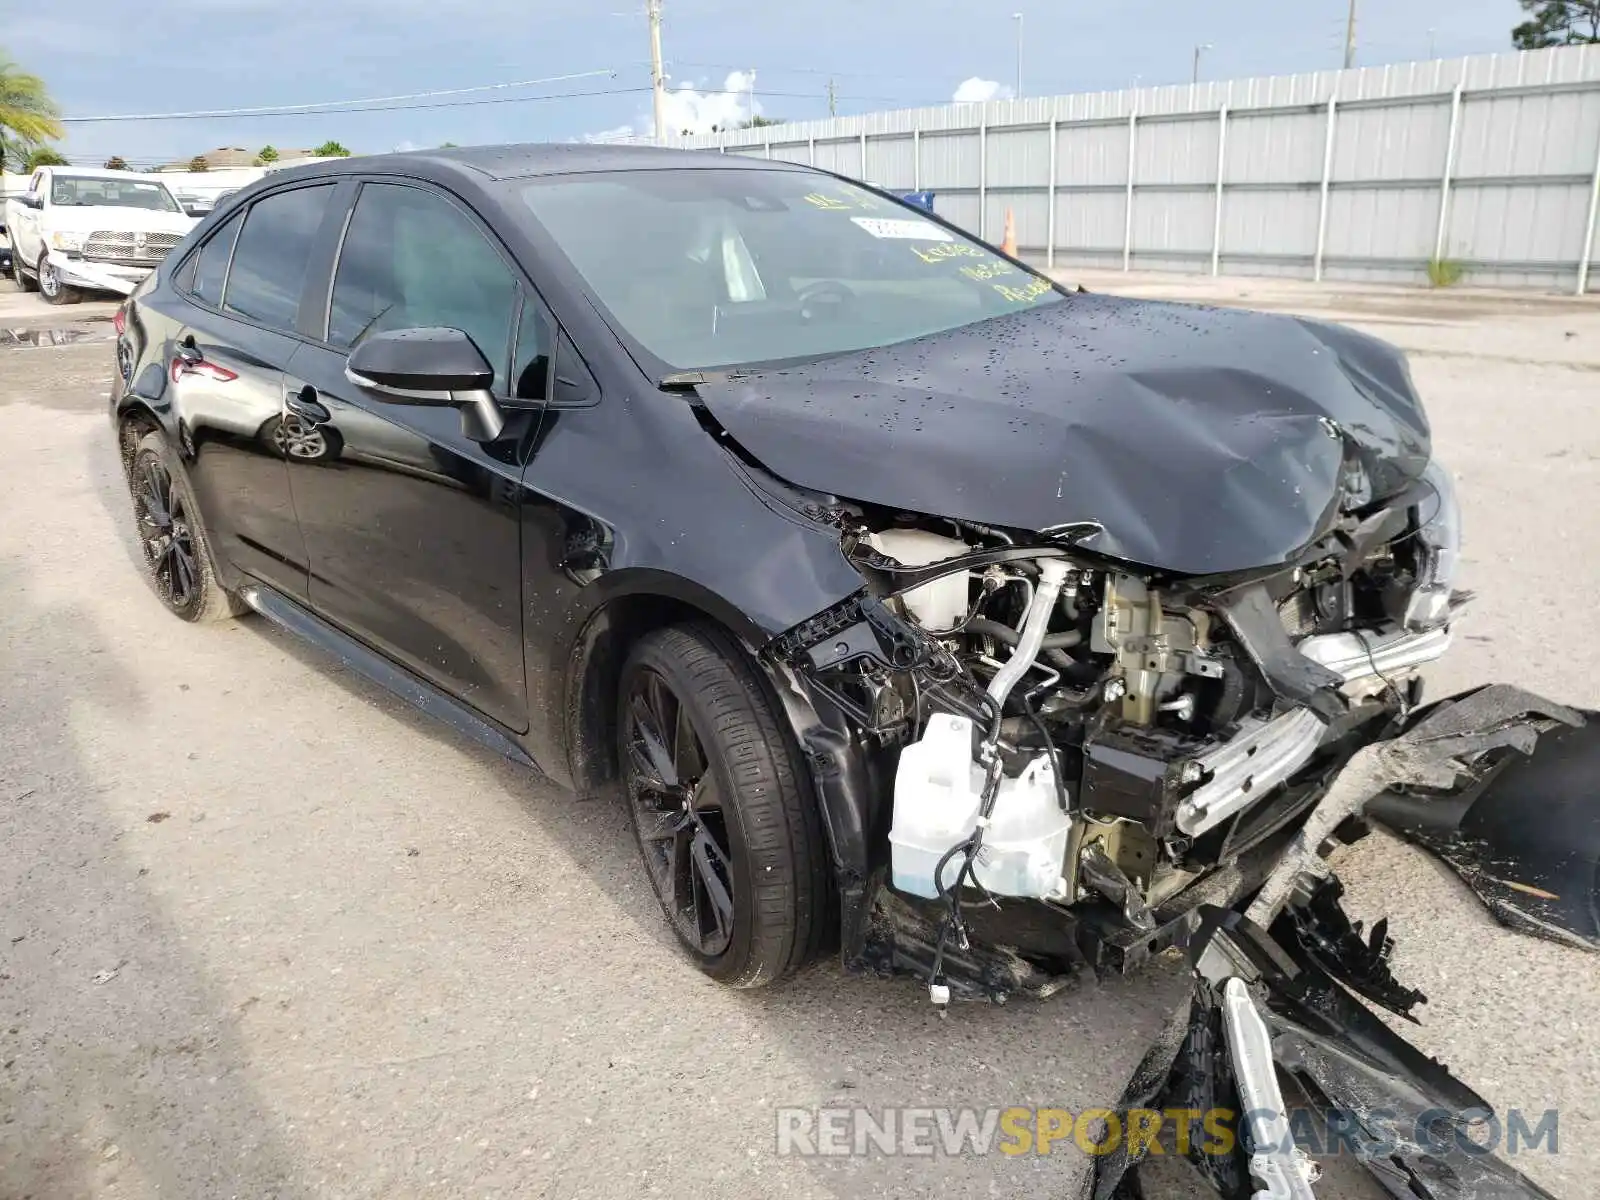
(986, 127), (1052, 188)
(1055, 123), (1131, 187)
(1455, 91), (1600, 178)
(918, 131), (981, 189)
(1226, 109), (1325, 184)
(1332, 100), (1451, 182)
(1135, 115), (1221, 186)
(1221, 190), (1320, 257)
(1325, 186), (1440, 260)
(770, 143), (811, 166)
(865, 135), (916, 189)
(1446, 182), (1594, 263)
(1133, 191), (1217, 253)
(813, 138), (860, 177)
(936, 194), (981, 235)
(1054, 192), (1128, 251)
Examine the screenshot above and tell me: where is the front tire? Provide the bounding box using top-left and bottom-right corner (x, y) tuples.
(126, 430), (243, 622)
(9, 240), (35, 292)
(618, 624), (829, 988)
(37, 255), (81, 305)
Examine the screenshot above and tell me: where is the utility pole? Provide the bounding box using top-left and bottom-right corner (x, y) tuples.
(648, 0), (667, 143)
(1013, 13), (1024, 99)
(1193, 42), (1212, 85)
(827, 77), (837, 116)
(1343, 0), (1358, 69)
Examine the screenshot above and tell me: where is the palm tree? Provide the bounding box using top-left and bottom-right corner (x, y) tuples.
(0, 53), (64, 174)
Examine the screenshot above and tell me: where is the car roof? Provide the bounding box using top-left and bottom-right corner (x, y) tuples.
(43, 166), (177, 183)
(267, 142), (811, 183)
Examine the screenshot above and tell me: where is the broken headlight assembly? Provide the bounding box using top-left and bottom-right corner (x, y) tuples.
(1403, 458), (1461, 632)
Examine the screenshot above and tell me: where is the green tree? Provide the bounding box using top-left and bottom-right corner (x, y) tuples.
(741, 114), (785, 128)
(24, 145), (68, 171)
(1514, 0), (1600, 47)
(312, 140), (351, 158)
(188, 155), (210, 172)
(257, 144), (279, 163)
(0, 52), (64, 174)
(440, 141), (460, 148)
(103, 155), (129, 170)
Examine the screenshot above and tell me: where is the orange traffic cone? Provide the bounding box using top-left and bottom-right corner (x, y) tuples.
(1001, 207), (1018, 257)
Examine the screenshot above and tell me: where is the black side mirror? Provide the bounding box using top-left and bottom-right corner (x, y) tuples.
(345, 327), (505, 441)
(21, 194), (43, 210)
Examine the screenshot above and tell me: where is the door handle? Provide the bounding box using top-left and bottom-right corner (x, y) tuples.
(285, 388), (331, 425)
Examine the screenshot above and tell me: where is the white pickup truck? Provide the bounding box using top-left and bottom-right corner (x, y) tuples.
(5, 166), (198, 304)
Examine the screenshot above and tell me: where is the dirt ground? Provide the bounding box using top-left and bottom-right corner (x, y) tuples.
(2, 275), (1597, 1199)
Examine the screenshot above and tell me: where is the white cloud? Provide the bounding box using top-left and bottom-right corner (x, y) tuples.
(952, 77), (1015, 103)
(582, 124), (639, 145)
(586, 70), (760, 142)
(662, 70), (760, 136)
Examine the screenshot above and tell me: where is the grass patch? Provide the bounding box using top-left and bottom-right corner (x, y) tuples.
(1426, 256), (1466, 288)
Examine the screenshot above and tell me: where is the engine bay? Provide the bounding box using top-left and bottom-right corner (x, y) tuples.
(769, 481), (1462, 999)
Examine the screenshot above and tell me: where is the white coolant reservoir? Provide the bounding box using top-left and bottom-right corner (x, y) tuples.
(865, 529), (970, 632)
(891, 714), (1073, 900)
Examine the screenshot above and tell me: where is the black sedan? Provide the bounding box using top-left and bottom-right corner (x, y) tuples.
(109, 144), (1597, 1197)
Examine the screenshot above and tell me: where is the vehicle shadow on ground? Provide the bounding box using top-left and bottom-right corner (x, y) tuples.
(0, 554), (314, 1199)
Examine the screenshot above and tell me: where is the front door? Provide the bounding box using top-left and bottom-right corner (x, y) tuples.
(283, 181), (544, 732)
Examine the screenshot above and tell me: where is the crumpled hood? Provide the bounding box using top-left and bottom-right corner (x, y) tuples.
(695, 294), (1432, 576)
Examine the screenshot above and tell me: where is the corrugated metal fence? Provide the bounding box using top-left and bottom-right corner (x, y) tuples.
(669, 45), (1600, 294)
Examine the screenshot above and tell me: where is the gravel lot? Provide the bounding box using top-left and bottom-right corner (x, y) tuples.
(2, 276), (1597, 1199)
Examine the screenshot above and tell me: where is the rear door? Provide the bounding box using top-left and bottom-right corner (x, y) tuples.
(167, 181), (344, 602)
(282, 179), (540, 731)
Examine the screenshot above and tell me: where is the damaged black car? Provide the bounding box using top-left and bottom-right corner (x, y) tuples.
(110, 145), (1597, 1200)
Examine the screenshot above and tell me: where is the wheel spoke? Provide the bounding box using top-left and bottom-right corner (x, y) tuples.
(141, 461), (170, 523)
(171, 542), (196, 604)
(628, 687), (678, 791)
(691, 829), (734, 945)
(672, 699), (706, 797)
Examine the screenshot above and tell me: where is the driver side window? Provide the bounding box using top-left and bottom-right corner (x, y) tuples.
(328, 183), (517, 393)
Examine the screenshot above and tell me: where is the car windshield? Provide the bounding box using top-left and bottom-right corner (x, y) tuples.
(49, 176), (182, 213)
(515, 169), (1064, 372)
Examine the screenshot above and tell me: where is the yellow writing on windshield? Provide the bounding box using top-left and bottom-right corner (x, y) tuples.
(994, 277), (1054, 303)
(910, 242), (985, 264)
(803, 192), (854, 211)
(960, 259), (1016, 281)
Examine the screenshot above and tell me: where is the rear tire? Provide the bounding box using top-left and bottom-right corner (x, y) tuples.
(37, 255), (81, 305)
(618, 623), (829, 988)
(126, 429), (244, 622)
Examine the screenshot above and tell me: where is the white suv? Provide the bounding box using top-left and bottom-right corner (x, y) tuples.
(5, 167), (198, 304)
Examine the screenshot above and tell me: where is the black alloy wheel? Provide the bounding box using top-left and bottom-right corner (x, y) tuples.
(626, 665), (738, 958)
(134, 452), (200, 613)
(617, 624), (830, 988)
(126, 430), (242, 622)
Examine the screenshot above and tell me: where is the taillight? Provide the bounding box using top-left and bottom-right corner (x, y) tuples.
(113, 306), (127, 336)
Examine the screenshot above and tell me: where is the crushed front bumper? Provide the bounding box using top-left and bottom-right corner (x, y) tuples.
(47, 250), (153, 297)
(1089, 683), (1588, 1200)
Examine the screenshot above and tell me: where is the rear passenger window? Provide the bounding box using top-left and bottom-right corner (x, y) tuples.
(187, 210), (242, 308)
(223, 185), (335, 332)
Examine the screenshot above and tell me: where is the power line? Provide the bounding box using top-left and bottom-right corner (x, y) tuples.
(63, 70), (619, 124)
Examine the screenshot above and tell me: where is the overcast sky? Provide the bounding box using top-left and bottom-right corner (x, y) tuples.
(11, 0), (1521, 168)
